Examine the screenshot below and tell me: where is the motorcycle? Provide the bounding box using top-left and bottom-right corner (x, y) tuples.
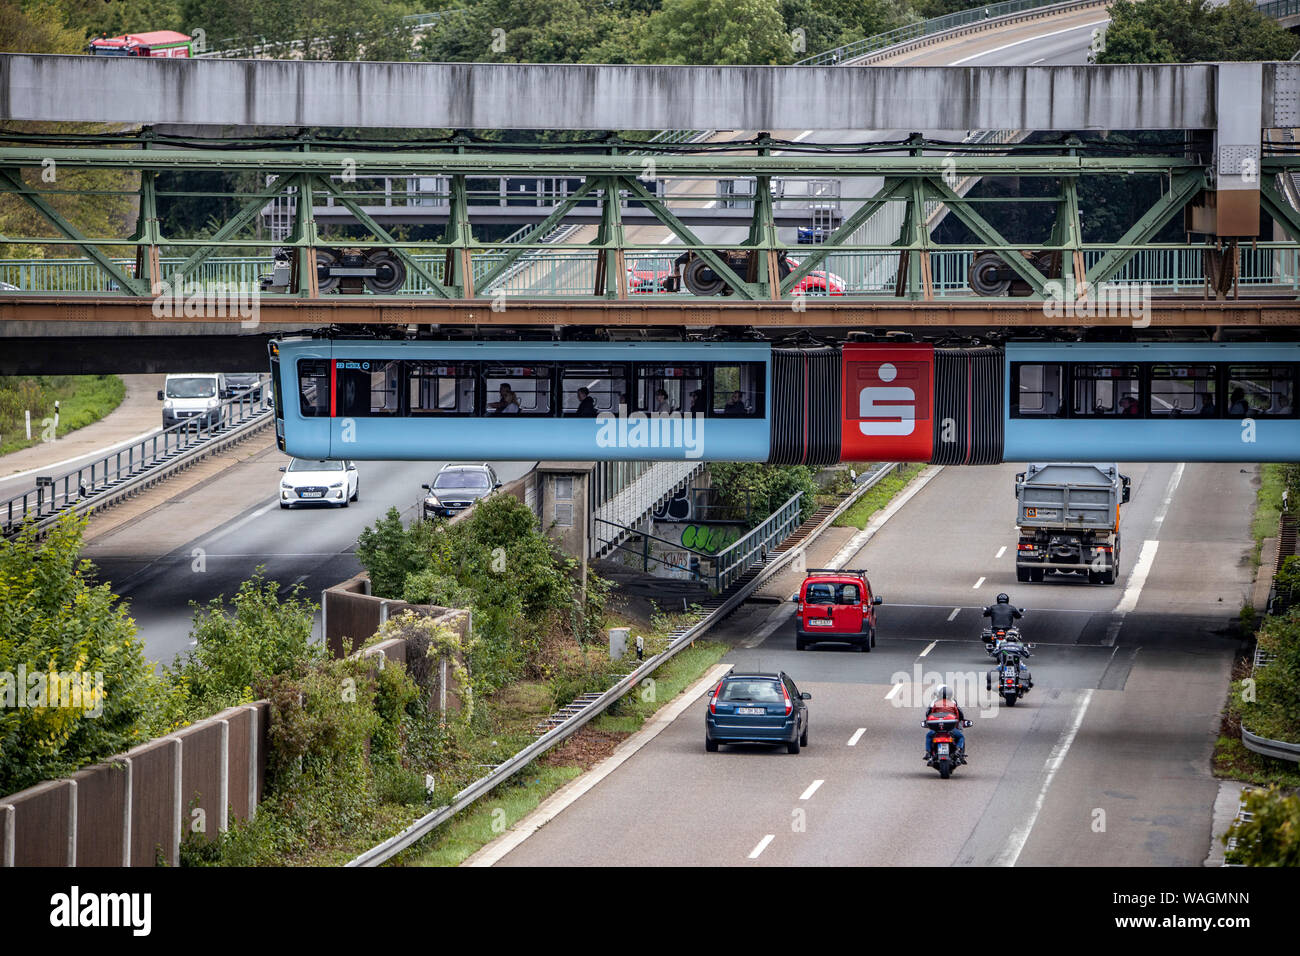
(982, 622), (1023, 659)
(924, 716), (973, 779)
(987, 642), (1034, 707)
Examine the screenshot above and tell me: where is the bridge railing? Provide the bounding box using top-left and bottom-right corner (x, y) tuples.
(4, 246), (1298, 297)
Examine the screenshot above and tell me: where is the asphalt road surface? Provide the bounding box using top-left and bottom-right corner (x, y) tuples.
(494, 462), (1252, 867)
(83, 445), (534, 665)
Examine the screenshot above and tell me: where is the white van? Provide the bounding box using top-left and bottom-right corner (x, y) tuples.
(158, 373), (226, 429)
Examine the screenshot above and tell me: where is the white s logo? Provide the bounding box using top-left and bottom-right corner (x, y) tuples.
(859, 363), (915, 436)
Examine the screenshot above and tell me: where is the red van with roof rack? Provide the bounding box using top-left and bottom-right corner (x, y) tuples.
(794, 568), (882, 652)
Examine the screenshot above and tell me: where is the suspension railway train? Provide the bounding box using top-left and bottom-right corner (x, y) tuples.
(269, 337), (1300, 464)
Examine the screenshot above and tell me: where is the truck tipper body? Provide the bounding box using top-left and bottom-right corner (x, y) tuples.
(1014, 462), (1130, 585)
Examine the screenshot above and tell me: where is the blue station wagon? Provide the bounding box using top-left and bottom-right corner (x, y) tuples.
(705, 671), (811, 754)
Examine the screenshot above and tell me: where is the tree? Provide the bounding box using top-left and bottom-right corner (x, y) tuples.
(780, 0), (911, 57)
(419, 0), (648, 64)
(1096, 0), (1299, 64)
(640, 0), (794, 64)
(0, 516), (171, 795)
(178, 0), (418, 59)
(708, 462), (819, 525)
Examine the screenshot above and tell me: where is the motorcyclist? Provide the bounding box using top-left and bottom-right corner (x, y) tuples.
(923, 684), (967, 761)
(988, 640), (1033, 692)
(983, 593), (1023, 631)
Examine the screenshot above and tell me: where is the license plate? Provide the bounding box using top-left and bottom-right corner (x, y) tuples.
(737, 707), (764, 715)
(937, 743), (950, 755)
(301, 491), (323, 498)
(809, 619), (833, 627)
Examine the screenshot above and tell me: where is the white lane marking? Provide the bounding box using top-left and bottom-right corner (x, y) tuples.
(1029, 57), (1045, 64)
(748, 834), (775, 859)
(1114, 539), (1158, 616)
(947, 607), (961, 622)
(1150, 462), (1184, 534)
(799, 780), (824, 801)
(847, 728), (866, 746)
(0, 426), (163, 483)
(890, 602), (1093, 614)
(793, 130), (814, 142)
(885, 683), (904, 701)
(995, 546), (1007, 559)
(950, 19), (1108, 64)
(994, 688), (1095, 867)
(973, 576), (986, 589)
(919, 641), (937, 657)
(827, 465), (944, 567)
(464, 663), (733, 866)
(199, 501), (280, 547)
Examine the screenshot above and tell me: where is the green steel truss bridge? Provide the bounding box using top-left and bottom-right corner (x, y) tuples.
(1, 129), (1299, 346)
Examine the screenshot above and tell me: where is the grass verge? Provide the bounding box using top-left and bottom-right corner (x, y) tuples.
(1249, 463), (1287, 565)
(834, 464), (925, 529)
(0, 375), (126, 456)
(397, 639), (728, 867)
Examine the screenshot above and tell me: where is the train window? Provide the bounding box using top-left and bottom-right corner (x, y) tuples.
(484, 365), (552, 416)
(337, 359), (400, 417)
(561, 365), (627, 417)
(408, 362), (475, 416)
(1072, 364), (1141, 417)
(297, 360), (331, 418)
(1011, 363), (1064, 417)
(1227, 366), (1295, 417)
(637, 364), (706, 416)
(711, 363), (765, 418)
(1149, 364), (1216, 417)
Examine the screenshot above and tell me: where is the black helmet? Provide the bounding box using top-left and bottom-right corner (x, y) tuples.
(996, 593), (1010, 603)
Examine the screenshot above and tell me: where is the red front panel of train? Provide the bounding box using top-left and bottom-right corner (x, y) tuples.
(841, 345), (934, 462)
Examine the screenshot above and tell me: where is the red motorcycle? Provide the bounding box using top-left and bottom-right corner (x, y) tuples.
(924, 716), (973, 779)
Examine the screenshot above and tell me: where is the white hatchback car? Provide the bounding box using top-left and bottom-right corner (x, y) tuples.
(278, 458), (359, 508)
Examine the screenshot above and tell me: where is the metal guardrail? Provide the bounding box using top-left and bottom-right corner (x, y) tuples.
(797, 0), (1105, 65)
(1, 387), (273, 538)
(346, 461), (899, 866)
(1240, 629), (1300, 763)
(1241, 725), (1300, 762)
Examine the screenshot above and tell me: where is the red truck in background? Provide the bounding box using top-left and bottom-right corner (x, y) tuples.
(87, 31), (194, 57)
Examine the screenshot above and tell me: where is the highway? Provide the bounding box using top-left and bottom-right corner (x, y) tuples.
(81, 439), (534, 665)
(491, 461), (1252, 866)
(570, 4), (1107, 272)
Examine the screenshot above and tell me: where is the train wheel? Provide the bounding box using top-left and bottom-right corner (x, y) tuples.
(683, 256), (727, 296)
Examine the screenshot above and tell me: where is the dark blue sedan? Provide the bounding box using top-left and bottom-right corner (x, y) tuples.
(705, 671), (811, 754)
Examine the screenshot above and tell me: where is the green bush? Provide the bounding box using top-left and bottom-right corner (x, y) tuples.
(356, 496), (604, 696)
(168, 568), (321, 721)
(1224, 787), (1300, 866)
(1242, 608), (1300, 743)
(0, 515), (174, 795)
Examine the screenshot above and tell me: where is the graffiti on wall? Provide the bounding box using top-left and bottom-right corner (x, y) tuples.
(680, 524), (740, 554)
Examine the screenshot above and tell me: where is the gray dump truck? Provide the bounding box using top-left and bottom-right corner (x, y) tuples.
(1015, 463), (1130, 585)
